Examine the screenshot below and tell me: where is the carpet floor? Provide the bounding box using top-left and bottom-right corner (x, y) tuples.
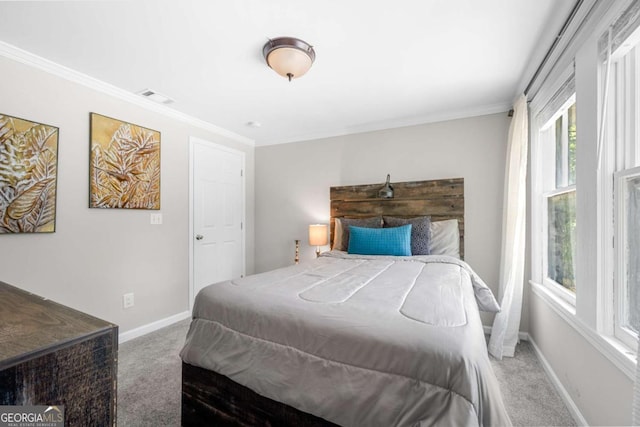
(118, 318), (576, 426)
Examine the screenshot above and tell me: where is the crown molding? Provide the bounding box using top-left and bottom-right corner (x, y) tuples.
(0, 41), (254, 147)
(257, 101), (511, 147)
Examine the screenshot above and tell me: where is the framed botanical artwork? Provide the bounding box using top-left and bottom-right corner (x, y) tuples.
(0, 114), (59, 234)
(89, 113), (160, 209)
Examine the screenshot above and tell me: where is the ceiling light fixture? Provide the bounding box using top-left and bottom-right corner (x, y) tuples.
(263, 37), (316, 82)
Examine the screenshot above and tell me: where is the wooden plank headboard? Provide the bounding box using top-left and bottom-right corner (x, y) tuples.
(329, 178), (464, 258)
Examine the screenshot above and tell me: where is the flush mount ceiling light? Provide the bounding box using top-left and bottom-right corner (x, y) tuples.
(263, 37), (316, 82)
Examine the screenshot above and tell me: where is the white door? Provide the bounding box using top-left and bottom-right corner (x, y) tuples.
(190, 138), (245, 306)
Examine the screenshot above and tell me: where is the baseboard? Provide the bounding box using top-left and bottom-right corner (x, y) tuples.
(528, 336), (589, 426)
(119, 310), (191, 344)
(484, 325), (588, 425)
(483, 325), (530, 341)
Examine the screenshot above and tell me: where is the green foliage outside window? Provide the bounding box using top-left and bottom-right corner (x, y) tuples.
(548, 191), (577, 292)
(548, 101), (577, 293)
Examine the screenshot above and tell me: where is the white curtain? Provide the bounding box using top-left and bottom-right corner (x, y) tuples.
(634, 338), (640, 426)
(634, 281), (640, 426)
(488, 94), (528, 359)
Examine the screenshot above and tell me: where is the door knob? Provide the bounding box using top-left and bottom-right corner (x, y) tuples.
(195, 234), (204, 240)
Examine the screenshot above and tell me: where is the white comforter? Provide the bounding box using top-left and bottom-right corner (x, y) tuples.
(180, 252), (511, 426)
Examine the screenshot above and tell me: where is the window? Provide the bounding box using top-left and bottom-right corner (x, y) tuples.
(616, 169), (640, 340)
(536, 94), (578, 302)
(527, 0), (640, 376)
(606, 33), (640, 349)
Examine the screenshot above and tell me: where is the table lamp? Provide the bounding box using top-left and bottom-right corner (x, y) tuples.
(308, 224), (328, 257)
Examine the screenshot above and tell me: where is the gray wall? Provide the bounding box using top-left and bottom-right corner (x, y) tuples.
(529, 292), (633, 425)
(255, 112), (514, 327)
(0, 55), (255, 334)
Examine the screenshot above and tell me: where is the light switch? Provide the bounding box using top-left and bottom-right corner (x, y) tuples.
(150, 213), (163, 225)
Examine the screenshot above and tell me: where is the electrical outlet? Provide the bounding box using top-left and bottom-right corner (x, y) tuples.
(123, 293), (134, 309)
(150, 213), (162, 225)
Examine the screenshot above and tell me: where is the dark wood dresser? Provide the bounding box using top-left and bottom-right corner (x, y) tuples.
(0, 281), (118, 426)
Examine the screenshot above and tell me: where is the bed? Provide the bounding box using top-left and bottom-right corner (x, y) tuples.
(180, 178), (512, 426)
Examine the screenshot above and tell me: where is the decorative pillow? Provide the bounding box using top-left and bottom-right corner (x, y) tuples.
(348, 225), (412, 256)
(332, 219), (343, 250)
(430, 219), (460, 258)
(383, 216), (431, 255)
(337, 216), (382, 251)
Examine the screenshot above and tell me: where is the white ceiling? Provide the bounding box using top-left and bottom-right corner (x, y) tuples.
(0, 1), (576, 146)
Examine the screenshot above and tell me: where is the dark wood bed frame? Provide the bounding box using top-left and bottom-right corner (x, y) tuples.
(182, 177), (464, 426)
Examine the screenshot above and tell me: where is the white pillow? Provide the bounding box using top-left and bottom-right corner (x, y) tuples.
(430, 219), (460, 258)
(332, 218), (343, 250)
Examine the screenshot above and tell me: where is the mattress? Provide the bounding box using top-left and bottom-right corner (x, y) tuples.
(180, 252), (511, 427)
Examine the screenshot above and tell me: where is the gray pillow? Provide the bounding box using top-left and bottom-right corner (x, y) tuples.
(339, 216), (382, 251)
(383, 216), (431, 255)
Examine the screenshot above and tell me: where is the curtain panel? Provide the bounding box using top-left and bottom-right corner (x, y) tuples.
(488, 94), (528, 359)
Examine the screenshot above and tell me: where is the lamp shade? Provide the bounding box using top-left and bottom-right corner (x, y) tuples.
(308, 224), (328, 246)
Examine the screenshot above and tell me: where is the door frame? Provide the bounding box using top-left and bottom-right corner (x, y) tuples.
(188, 136), (246, 309)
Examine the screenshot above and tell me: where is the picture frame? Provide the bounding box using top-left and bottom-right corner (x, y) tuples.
(0, 113), (59, 234)
(89, 113), (161, 209)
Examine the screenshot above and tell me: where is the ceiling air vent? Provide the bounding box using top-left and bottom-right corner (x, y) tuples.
(137, 89), (174, 105)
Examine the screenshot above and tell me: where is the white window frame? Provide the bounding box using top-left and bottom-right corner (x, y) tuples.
(530, 0), (638, 381)
(601, 29), (640, 351)
(613, 167), (640, 349)
(536, 94), (578, 306)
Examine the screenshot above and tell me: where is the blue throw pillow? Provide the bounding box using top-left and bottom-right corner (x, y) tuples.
(347, 224), (412, 256)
